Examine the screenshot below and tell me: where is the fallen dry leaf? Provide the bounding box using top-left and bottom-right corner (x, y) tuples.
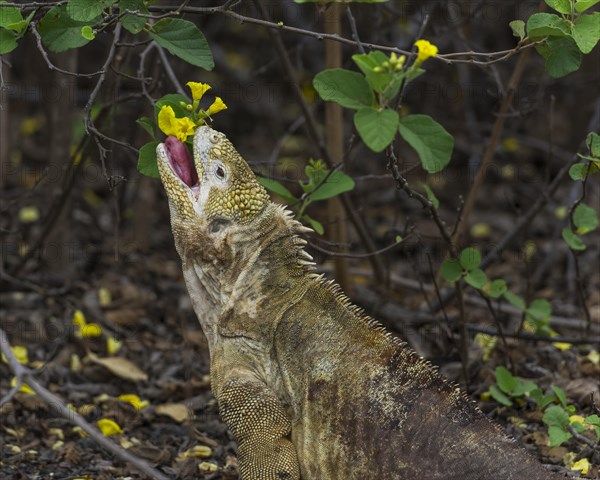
(86, 352), (148, 381)
(155, 403), (190, 423)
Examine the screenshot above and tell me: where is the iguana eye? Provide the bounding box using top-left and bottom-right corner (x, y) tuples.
(216, 166), (225, 179)
(209, 133), (220, 144)
(209, 219), (230, 233)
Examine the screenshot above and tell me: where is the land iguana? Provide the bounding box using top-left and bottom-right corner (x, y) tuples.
(156, 126), (579, 479)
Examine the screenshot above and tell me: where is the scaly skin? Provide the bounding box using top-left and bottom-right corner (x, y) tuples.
(156, 126), (578, 480)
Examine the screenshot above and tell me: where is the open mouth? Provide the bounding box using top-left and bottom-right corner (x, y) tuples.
(164, 136), (199, 189)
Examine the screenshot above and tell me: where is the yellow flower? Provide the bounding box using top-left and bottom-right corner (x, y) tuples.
(73, 310), (87, 328)
(118, 394), (149, 410)
(414, 39), (438, 65)
(186, 82), (211, 102)
(106, 336), (122, 355)
(80, 323), (103, 338)
(97, 418), (123, 436)
(2, 345), (29, 365)
(571, 458), (590, 475)
(207, 97), (227, 116)
(158, 105), (197, 141)
(552, 341), (572, 351)
(569, 415), (585, 425)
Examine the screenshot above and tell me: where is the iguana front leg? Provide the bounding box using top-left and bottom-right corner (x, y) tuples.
(218, 376), (300, 480)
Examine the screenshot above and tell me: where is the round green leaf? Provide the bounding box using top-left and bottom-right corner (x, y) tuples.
(562, 227), (586, 250)
(119, 0), (148, 34)
(572, 12), (600, 54)
(527, 299), (552, 322)
(459, 247), (481, 270)
(536, 37), (582, 78)
(495, 366), (518, 394)
(509, 20), (526, 40)
(137, 141), (160, 178)
(441, 258), (463, 283)
(573, 203), (599, 234)
(587, 131), (600, 157)
(398, 114), (453, 173)
(548, 426), (572, 446)
(569, 163), (588, 180)
(489, 385), (513, 407)
(0, 6), (23, 29)
(485, 279), (508, 299)
(527, 13), (571, 38)
(149, 19), (214, 70)
(354, 107), (399, 152)
(67, 0), (113, 22)
(81, 25), (95, 40)
(0, 27), (17, 54)
(38, 6), (94, 52)
(575, 0), (600, 13)
(543, 405), (570, 427)
(545, 0), (573, 14)
(313, 69), (374, 110)
(465, 268), (488, 289)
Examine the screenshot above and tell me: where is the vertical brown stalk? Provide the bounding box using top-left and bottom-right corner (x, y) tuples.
(324, 4), (350, 293)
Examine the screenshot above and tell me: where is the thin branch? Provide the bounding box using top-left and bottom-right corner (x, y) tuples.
(0, 329), (172, 480)
(345, 5), (365, 54)
(308, 236), (408, 259)
(30, 22), (102, 78)
(156, 44), (186, 96)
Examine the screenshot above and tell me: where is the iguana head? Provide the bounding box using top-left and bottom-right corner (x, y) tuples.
(156, 126), (270, 262)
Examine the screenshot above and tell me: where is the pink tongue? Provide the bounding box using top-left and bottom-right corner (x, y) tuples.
(164, 136), (198, 187)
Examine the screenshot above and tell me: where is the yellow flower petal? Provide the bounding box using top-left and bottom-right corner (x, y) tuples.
(73, 309), (87, 328)
(1, 345), (29, 364)
(186, 82), (211, 102)
(80, 323), (103, 338)
(569, 415), (585, 425)
(552, 342), (572, 351)
(97, 418), (123, 436)
(173, 116), (197, 141)
(158, 105), (179, 137)
(414, 39), (438, 64)
(206, 97), (227, 116)
(11, 377), (35, 395)
(118, 394), (149, 410)
(571, 458), (590, 475)
(106, 336), (122, 355)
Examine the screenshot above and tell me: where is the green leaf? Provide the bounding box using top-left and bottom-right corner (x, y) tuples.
(352, 51), (393, 94)
(465, 268), (489, 289)
(422, 183), (439, 209)
(536, 37), (582, 78)
(485, 279), (508, 299)
(257, 177), (297, 204)
(503, 291), (526, 311)
(81, 25), (94, 40)
(572, 13), (600, 53)
(309, 171), (355, 201)
(587, 131), (600, 157)
(441, 258), (463, 283)
(149, 19), (214, 70)
(544, 405), (570, 427)
(509, 20), (526, 40)
(66, 0), (113, 22)
(495, 366), (518, 394)
(513, 380), (539, 397)
(489, 385), (513, 406)
(354, 107), (399, 152)
(527, 299), (552, 322)
(459, 247), (481, 270)
(0, 5), (22, 29)
(0, 27), (17, 54)
(137, 141), (160, 178)
(585, 414), (600, 426)
(573, 203), (599, 234)
(575, 0), (600, 12)
(562, 227), (586, 250)
(119, 0), (148, 34)
(398, 115), (453, 173)
(551, 386), (569, 408)
(569, 163), (588, 180)
(303, 215), (324, 235)
(313, 69), (374, 110)
(154, 93), (191, 120)
(530, 388), (558, 410)
(38, 6), (94, 52)
(545, 0), (573, 14)
(527, 13), (571, 38)
(548, 425), (572, 446)
(136, 116), (156, 139)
